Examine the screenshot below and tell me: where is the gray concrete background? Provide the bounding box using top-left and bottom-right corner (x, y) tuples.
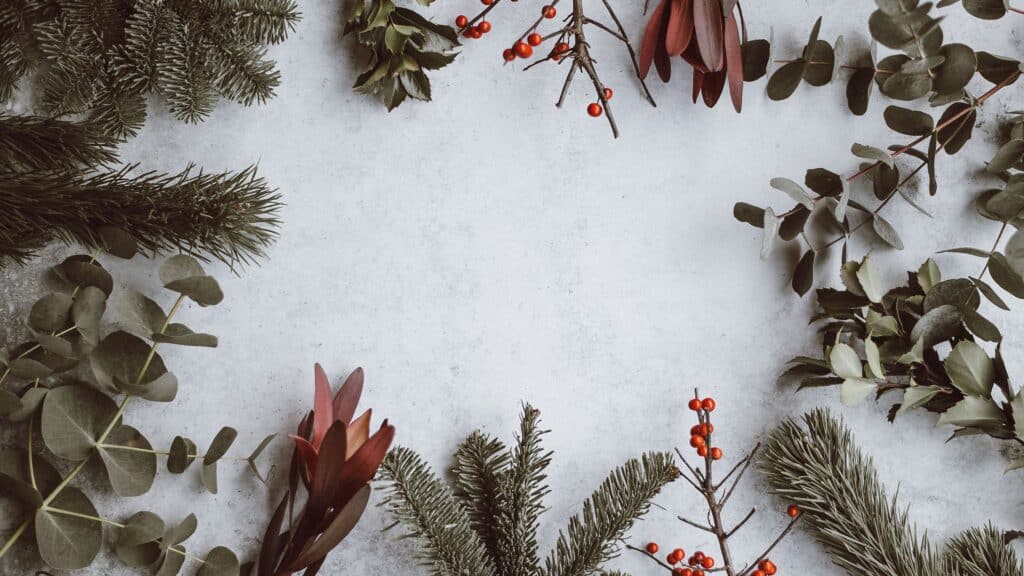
(3, 0), (1024, 574)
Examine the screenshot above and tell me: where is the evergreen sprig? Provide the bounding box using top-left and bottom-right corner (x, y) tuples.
(761, 409), (1024, 576)
(0, 114), (118, 172)
(378, 404), (678, 576)
(0, 0), (300, 137)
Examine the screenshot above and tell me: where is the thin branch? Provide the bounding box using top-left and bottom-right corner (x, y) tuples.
(726, 508), (756, 538)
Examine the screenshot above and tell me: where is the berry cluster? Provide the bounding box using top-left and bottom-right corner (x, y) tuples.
(630, 391), (801, 576)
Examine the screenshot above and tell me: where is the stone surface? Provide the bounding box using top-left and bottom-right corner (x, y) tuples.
(3, 0), (1024, 574)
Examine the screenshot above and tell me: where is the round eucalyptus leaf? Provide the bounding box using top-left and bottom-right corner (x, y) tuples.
(0, 471), (42, 509)
(164, 276), (224, 307)
(90, 331), (170, 396)
(53, 256), (114, 296)
(803, 40), (835, 86)
(98, 425), (157, 496)
(741, 39), (770, 81)
(8, 358), (52, 379)
(116, 511), (165, 567)
(0, 388), (20, 417)
(34, 333), (75, 359)
(35, 486), (103, 569)
(153, 324), (218, 347)
(767, 60), (805, 101)
(932, 43), (977, 95)
(874, 55), (910, 88)
(976, 51), (1022, 84)
(733, 203), (765, 228)
(882, 71), (932, 100)
(204, 427), (238, 465)
(983, 184), (1024, 222)
(98, 226), (138, 259)
(41, 384), (118, 461)
(157, 547), (187, 576)
(883, 105), (934, 135)
(72, 286), (107, 345)
(8, 387), (48, 422)
(989, 253), (1024, 297)
(168, 436), (197, 473)
(0, 448), (61, 495)
(29, 293), (73, 333)
(159, 255), (206, 285)
(779, 206), (811, 241)
(166, 513), (198, 545)
(1006, 231), (1024, 277)
(868, 10), (915, 49)
(936, 103), (976, 154)
(199, 546), (240, 576)
(872, 163), (899, 200)
(805, 168), (844, 197)
(119, 289), (168, 339)
(964, 0), (1007, 19)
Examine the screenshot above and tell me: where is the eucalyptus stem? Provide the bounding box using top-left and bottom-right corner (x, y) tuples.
(0, 294), (187, 560)
(96, 443), (249, 462)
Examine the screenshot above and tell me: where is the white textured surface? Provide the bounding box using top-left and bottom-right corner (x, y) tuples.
(4, 1), (1024, 574)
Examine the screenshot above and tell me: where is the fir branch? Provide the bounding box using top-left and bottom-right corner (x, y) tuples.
(158, 20), (217, 123)
(541, 451), (678, 576)
(0, 163), (281, 267)
(206, 37), (279, 106)
(759, 409), (946, 576)
(944, 525), (1024, 576)
(379, 446), (498, 576)
(496, 404), (552, 576)
(234, 0), (302, 45)
(450, 431), (511, 563)
(0, 114), (118, 172)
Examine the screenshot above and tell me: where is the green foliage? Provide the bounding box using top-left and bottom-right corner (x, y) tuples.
(779, 254), (1024, 468)
(761, 410), (1024, 576)
(0, 116), (282, 267)
(378, 404), (678, 576)
(344, 0), (459, 110)
(0, 0), (301, 137)
(0, 248), (272, 572)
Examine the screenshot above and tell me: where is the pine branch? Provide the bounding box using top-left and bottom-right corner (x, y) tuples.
(379, 446), (498, 576)
(0, 163), (281, 267)
(158, 20), (217, 123)
(234, 0), (301, 45)
(944, 526), (1024, 576)
(116, 0), (174, 93)
(496, 404), (552, 576)
(760, 409), (940, 576)
(206, 37), (279, 106)
(0, 114), (118, 172)
(450, 431), (510, 562)
(541, 451), (678, 576)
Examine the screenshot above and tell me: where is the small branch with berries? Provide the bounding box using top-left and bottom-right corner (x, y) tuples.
(628, 391), (800, 576)
(453, 0), (654, 138)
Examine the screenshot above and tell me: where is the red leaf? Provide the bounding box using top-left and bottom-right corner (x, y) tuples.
(724, 12), (743, 112)
(307, 421), (349, 516)
(640, 0), (669, 79)
(257, 494), (289, 576)
(311, 363), (332, 448)
(702, 70), (726, 107)
(681, 35), (707, 72)
(346, 409), (372, 459)
(332, 421), (395, 508)
(665, 0), (694, 57)
(286, 485), (371, 570)
(332, 367), (364, 424)
(289, 435), (318, 479)
(692, 69), (704, 103)
(694, 0), (724, 72)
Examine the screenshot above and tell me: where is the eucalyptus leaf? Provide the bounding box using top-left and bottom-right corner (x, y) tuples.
(767, 60), (806, 101)
(872, 215), (904, 249)
(963, 0), (1007, 19)
(847, 67), (875, 115)
(90, 331), (175, 399)
(882, 70), (932, 100)
(733, 203), (765, 228)
(761, 207), (778, 260)
(852, 143), (895, 168)
(98, 227), (138, 259)
(803, 40), (835, 86)
(923, 278), (978, 311)
(35, 487), (102, 569)
(793, 250), (815, 296)
(116, 511), (165, 567)
(119, 290), (168, 338)
(168, 436), (197, 474)
(164, 276), (224, 307)
(204, 427), (238, 465)
(936, 103), (975, 154)
(53, 257), (113, 296)
(29, 293), (72, 333)
(988, 140), (1024, 174)
(201, 462), (219, 493)
(152, 324), (218, 348)
(976, 51), (1022, 83)
(770, 177), (815, 209)
(71, 286), (107, 345)
(805, 168), (844, 197)
(972, 277), (1010, 310)
(41, 384), (118, 461)
(932, 43), (976, 95)
(199, 546), (240, 576)
(9, 358), (53, 379)
(741, 39), (770, 81)
(0, 388), (20, 417)
(159, 255), (206, 285)
(98, 425), (157, 496)
(989, 253), (1024, 298)
(8, 387), (47, 421)
(964, 309), (1001, 342)
(34, 333), (74, 358)
(883, 105), (934, 135)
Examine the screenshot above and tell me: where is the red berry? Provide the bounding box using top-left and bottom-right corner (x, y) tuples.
(502, 48), (516, 61)
(680, 569), (694, 576)
(455, 15), (468, 27)
(693, 551), (705, 561)
(753, 571), (766, 576)
(694, 570), (705, 576)
(787, 504), (801, 518)
(701, 556), (715, 569)
(672, 548), (685, 562)
(543, 5), (557, 17)
(698, 423), (711, 436)
(689, 435), (706, 448)
(690, 425), (700, 436)
(667, 554), (679, 565)
(645, 542), (659, 554)
(673, 569), (685, 576)
(688, 399), (702, 411)
(603, 87), (613, 100)
(469, 27), (482, 38)
(482, 0), (495, 4)
(701, 398), (716, 412)
(478, 20), (492, 33)
(555, 41), (570, 53)
(711, 447), (723, 460)
(587, 102), (602, 117)
(527, 32), (543, 46)
(514, 41), (533, 58)
(759, 559), (777, 575)
(697, 445), (709, 457)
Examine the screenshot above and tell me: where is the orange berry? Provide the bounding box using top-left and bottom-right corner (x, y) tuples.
(503, 48), (516, 61)
(698, 423), (710, 436)
(543, 4), (557, 17)
(645, 542), (659, 554)
(690, 425), (701, 436)
(760, 560), (777, 575)
(701, 556), (715, 569)
(468, 27), (482, 38)
(555, 41), (570, 53)
(680, 569), (693, 576)
(694, 570), (705, 576)
(455, 15), (468, 27)
(753, 571), (766, 576)
(701, 398), (716, 412)
(688, 399), (702, 411)
(527, 32), (543, 46)
(514, 41), (533, 58)
(787, 504), (801, 518)
(667, 553), (679, 565)
(478, 20), (492, 33)
(673, 569), (685, 576)
(697, 445), (709, 457)
(603, 87), (613, 100)
(711, 447), (723, 460)
(693, 551), (705, 561)
(690, 435), (706, 448)
(587, 102), (602, 117)
(672, 548), (685, 561)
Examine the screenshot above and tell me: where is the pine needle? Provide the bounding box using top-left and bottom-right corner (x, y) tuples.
(450, 431), (510, 562)
(496, 404), (552, 576)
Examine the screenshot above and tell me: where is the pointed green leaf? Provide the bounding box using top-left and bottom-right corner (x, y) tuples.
(945, 341), (994, 397)
(841, 378), (876, 406)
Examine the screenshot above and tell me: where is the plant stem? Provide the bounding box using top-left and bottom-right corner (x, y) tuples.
(0, 294), (187, 560)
